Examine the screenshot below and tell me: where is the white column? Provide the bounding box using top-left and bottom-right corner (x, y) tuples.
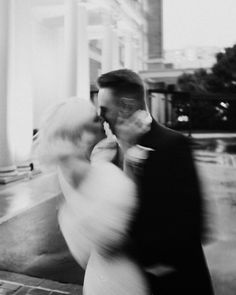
(132, 42), (139, 72)
(64, 0), (78, 97)
(11, 0), (33, 166)
(64, 0), (90, 99)
(159, 94), (166, 124)
(167, 94), (173, 126)
(151, 93), (159, 122)
(112, 31), (120, 70)
(124, 34), (134, 69)
(101, 25), (114, 73)
(136, 47), (143, 72)
(101, 24), (120, 73)
(151, 93), (166, 124)
(138, 31), (145, 71)
(76, 4), (90, 100)
(0, 0), (16, 173)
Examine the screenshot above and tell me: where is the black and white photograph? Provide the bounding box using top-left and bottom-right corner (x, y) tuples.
(0, 0), (236, 294)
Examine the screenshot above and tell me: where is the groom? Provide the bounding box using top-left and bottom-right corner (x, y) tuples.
(95, 69), (214, 295)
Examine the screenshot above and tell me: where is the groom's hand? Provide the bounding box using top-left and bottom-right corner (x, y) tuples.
(115, 110), (152, 151)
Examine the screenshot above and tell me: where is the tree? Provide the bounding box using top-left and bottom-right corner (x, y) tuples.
(177, 44), (236, 93)
(176, 44), (236, 131)
(210, 45), (236, 93)
(177, 69), (209, 92)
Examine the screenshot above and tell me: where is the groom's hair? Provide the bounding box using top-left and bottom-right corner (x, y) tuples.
(97, 69), (146, 108)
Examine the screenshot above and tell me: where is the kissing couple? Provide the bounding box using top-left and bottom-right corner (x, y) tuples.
(35, 69), (214, 295)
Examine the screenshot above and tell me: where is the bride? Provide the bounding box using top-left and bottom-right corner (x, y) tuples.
(35, 97), (150, 295)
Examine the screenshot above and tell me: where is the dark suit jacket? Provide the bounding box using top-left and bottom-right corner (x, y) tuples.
(125, 119), (214, 295)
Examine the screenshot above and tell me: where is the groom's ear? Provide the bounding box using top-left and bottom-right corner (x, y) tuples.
(119, 97), (137, 118)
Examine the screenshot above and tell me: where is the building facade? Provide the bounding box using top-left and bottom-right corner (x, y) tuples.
(0, 0), (163, 178)
(146, 0), (163, 70)
(164, 46), (222, 69)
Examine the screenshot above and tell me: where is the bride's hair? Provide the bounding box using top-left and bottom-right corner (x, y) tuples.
(34, 97), (97, 168)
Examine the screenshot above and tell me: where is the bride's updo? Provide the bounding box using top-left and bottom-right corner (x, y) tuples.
(34, 97), (102, 167)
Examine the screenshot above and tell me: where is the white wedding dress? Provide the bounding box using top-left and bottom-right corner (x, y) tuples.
(57, 162), (149, 295)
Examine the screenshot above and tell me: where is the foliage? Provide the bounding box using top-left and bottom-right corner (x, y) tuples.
(177, 69), (209, 92)
(210, 45), (236, 93)
(177, 44), (236, 93)
(175, 44), (236, 131)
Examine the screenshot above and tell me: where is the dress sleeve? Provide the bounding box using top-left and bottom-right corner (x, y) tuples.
(79, 163), (137, 256)
(58, 163), (137, 259)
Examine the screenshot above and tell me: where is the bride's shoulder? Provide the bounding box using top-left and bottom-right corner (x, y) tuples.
(88, 162), (136, 204)
(92, 162), (133, 186)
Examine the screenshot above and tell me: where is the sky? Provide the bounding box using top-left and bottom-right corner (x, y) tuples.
(163, 0), (236, 50)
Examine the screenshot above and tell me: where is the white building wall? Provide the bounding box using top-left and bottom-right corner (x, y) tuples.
(0, 0), (150, 173)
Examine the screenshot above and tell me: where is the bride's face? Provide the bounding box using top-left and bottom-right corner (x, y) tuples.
(79, 114), (106, 158)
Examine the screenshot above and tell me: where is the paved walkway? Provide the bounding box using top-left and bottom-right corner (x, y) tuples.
(0, 173), (84, 284)
(195, 160), (236, 295)
(0, 270), (82, 295)
(0, 172), (59, 221)
(0, 148), (236, 294)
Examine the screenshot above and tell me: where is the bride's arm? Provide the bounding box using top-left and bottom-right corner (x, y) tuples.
(58, 158), (137, 260)
(80, 163), (137, 257)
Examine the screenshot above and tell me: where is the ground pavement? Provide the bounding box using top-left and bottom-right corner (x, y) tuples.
(0, 172), (84, 285)
(195, 150), (236, 295)
(0, 147), (236, 295)
(0, 270), (82, 295)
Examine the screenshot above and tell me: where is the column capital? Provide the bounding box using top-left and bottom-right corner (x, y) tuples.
(101, 12), (117, 27)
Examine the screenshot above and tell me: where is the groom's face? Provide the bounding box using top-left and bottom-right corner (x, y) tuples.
(97, 88), (120, 135)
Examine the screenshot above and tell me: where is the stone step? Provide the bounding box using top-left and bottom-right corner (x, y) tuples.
(0, 271), (82, 295)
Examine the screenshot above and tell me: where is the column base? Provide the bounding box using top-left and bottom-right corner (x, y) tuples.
(0, 166), (26, 184)
(0, 170), (28, 185)
(0, 164), (30, 185)
(17, 161), (42, 178)
(0, 162), (42, 184)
